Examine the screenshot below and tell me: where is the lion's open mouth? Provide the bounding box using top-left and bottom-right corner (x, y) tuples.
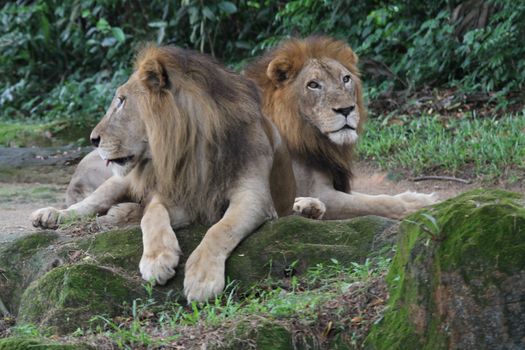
(106, 155), (134, 166)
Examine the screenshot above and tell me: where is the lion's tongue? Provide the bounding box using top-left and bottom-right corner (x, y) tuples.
(106, 160), (110, 167)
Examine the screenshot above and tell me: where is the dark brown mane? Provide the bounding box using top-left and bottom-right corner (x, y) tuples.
(135, 45), (266, 223)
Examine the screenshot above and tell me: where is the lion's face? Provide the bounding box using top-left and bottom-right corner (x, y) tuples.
(294, 58), (360, 145)
(90, 74), (148, 177)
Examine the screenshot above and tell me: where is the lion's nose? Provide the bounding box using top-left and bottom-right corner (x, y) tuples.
(90, 135), (101, 147)
(333, 106), (355, 117)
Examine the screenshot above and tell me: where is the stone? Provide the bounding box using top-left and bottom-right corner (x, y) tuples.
(4, 215), (396, 335)
(17, 264), (144, 335)
(0, 337), (93, 349)
(365, 189), (525, 350)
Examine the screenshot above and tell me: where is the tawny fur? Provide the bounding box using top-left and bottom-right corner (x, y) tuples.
(245, 36), (438, 220)
(245, 36), (366, 193)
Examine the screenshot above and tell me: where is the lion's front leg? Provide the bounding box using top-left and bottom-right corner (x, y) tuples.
(319, 189), (439, 220)
(184, 182), (275, 302)
(139, 195), (186, 285)
(31, 176), (130, 229)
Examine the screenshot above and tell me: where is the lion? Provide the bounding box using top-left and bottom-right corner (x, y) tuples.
(65, 150), (112, 207)
(244, 36), (438, 219)
(31, 45), (295, 302)
(64, 149), (143, 227)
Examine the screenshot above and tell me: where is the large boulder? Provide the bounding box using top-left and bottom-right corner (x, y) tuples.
(1, 215), (396, 335)
(18, 264), (144, 334)
(366, 189), (525, 349)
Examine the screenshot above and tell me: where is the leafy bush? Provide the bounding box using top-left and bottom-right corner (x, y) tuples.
(1, 0), (523, 125)
(266, 0), (525, 97)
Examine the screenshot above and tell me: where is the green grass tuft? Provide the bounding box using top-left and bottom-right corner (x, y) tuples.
(88, 257), (392, 349)
(359, 112), (525, 179)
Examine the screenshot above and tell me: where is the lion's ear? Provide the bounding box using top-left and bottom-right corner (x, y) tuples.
(139, 57), (170, 93)
(267, 56), (293, 86)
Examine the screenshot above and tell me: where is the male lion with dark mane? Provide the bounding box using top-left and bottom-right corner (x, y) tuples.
(245, 36), (438, 219)
(31, 45), (295, 302)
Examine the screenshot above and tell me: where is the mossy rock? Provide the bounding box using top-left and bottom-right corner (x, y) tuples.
(225, 215), (396, 286)
(0, 337), (93, 350)
(76, 228), (143, 272)
(156, 215), (396, 296)
(77, 216), (396, 297)
(0, 232), (62, 314)
(17, 264), (144, 335)
(366, 189), (525, 349)
(8, 215), (396, 335)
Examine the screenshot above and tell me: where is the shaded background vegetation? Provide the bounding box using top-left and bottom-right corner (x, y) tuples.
(1, 0), (524, 178)
(2, 0), (524, 123)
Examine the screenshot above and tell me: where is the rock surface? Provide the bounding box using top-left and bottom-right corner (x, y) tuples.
(0, 337), (93, 349)
(365, 189), (525, 350)
(0, 215), (397, 335)
(0, 146), (91, 183)
(2, 189), (524, 348)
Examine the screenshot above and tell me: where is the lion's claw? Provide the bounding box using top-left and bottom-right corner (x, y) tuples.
(31, 207), (63, 229)
(293, 197), (326, 219)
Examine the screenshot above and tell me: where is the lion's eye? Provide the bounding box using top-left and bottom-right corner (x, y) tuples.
(343, 75), (351, 83)
(116, 96), (126, 109)
(307, 81), (320, 90)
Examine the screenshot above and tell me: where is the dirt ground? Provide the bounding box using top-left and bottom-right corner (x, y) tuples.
(0, 182), (66, 242)
(1, 161), (522, 239)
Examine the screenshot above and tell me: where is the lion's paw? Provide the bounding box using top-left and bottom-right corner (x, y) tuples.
(396, 191), (439, 205)
(293, 197), (326, 219)
(184, 244), (225, 303)
(31, 207), (64, 229)
(396, 191), (440, 216)
(140, 250), (180, 285)
(140, 234), (181, 285)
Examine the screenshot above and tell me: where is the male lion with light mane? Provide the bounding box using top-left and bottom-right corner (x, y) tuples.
(245, 36), (438, 219)
(31, 45), (295, 302)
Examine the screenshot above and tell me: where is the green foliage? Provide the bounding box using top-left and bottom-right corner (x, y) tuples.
(1, 0), (523, 129)
(267, 0), (525, 96)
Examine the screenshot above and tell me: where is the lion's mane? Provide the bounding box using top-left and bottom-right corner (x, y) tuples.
(245, 36), (366, 193)
(134, 46), (269, 223)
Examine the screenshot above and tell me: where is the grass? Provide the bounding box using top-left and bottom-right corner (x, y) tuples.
(75, 257), (391, 349)
(0, 120), (91, 147)
(358, 111), (525, 180)
(0, 185), (62, 204)
(0, 122), (53, 147)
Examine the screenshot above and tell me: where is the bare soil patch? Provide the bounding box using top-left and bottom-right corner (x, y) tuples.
(1, 160), (522, 239)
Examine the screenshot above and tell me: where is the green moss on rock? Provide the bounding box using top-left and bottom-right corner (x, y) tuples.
(18, 264), (144, 335)
(6, 215), (396, 336)
(78, 229), (143, 271)
(159, 215), (396, 293)
(226, 215), (396, 287)
(366, 189), (525, 350)
(0, 337), (93, 349)
(0, 232), (60, 314)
